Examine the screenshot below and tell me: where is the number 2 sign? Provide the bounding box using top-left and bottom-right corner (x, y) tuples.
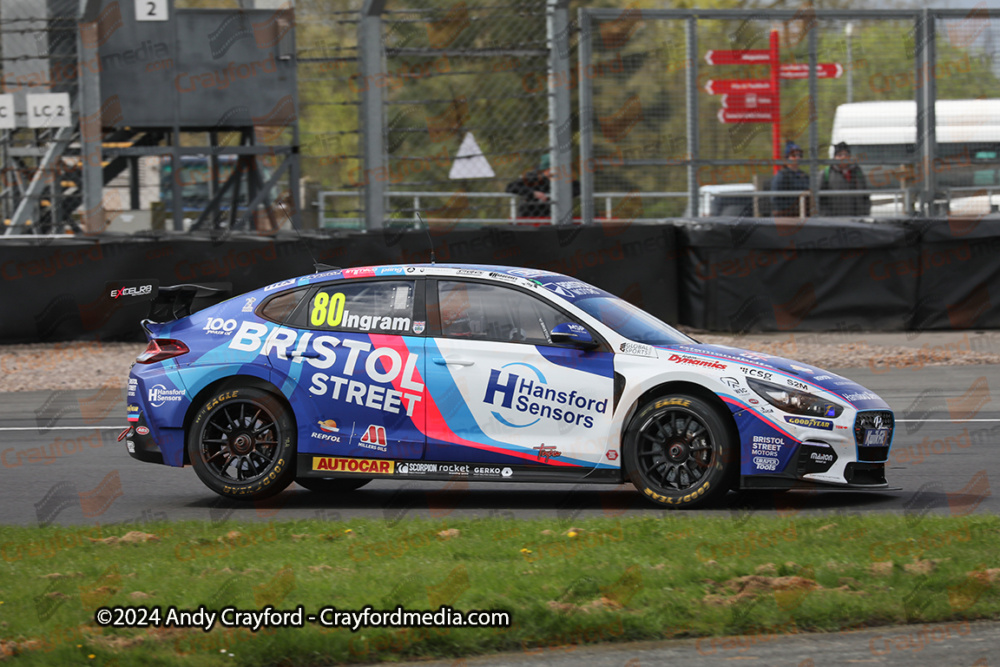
(136, 0), (168, 21)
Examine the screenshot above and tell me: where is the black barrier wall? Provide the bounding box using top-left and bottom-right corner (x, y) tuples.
(0, 225), (678, 343)
(2, 218), (997, 342)
(676, 217), (922, 332)
(905, 218), (1000, 330)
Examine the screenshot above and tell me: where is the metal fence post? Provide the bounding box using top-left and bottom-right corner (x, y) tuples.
(808, 24), (819, 214)
(686, 17), (699, 217)
(577, 8), (594, 225)
(913, 11), (927, 216)
(922, 9), (937, 213)
(548, 0), (573, 225)
(360, 0), (387, 231)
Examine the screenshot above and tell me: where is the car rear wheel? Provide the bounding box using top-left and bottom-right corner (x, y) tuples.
(296, 478), (372, 493)
(624, 394), (736, 509)
(188, 387), (296, 501)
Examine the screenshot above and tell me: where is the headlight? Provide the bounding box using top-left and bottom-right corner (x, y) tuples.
(747, 378), (844, 418)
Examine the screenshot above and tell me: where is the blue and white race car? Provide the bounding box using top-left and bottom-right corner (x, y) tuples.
(122, 264), (894, 508)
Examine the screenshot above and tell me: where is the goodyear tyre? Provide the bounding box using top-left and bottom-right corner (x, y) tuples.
(624, 394), (736, 509)
(188, 387), (296, 501)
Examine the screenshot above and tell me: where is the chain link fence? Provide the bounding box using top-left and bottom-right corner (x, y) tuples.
(578, 7), (1000, 222)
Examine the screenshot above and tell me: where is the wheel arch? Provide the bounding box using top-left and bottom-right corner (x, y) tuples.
(619, 380), (741, 471)
(181, 375), (295, 466)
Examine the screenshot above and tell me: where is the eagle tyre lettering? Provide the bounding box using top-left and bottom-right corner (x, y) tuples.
(296, 478), (371, 493)
(624, 393), (736, 509)
(187, 387), (296, 501)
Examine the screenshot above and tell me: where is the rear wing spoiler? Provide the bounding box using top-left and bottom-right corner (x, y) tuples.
(148, 283), (232, 323)
(104, 279), (232, 325)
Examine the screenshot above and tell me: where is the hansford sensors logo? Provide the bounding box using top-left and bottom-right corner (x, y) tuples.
(147, 384), (185, 408)
(482, 362), (607, 429)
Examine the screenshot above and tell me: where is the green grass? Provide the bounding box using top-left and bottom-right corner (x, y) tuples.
(1, 514), (999, 665)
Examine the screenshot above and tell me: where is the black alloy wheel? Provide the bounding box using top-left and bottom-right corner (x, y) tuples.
(188, 387), (296, 500)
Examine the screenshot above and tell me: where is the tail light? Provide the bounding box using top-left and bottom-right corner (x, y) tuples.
(136, 339), (189, 364)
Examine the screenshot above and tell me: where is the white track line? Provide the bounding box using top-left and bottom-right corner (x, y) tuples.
(0, 426), (126, 431)
(895, 419), (1000, 422)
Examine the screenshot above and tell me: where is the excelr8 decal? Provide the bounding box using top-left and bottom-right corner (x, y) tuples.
(227, 322), (423, 416)
(483, 362), (607, 429)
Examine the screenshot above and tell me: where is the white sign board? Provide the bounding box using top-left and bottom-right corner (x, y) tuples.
(136, 0), (168, 21)
(0, 95), (15, 130)
(26, 93), (72, 129)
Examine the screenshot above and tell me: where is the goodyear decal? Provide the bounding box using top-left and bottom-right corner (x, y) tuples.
(783, 415), (834, 430)
(312, 457), (394, 474)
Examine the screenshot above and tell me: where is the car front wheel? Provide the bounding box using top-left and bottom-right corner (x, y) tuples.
(188, 387), (296, 501)
(624, 394), (736, 509)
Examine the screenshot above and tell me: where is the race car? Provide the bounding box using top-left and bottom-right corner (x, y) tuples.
(121, 264), (895, 508)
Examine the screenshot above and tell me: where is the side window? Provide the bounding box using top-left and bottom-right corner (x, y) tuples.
(438, 281), (568, 345)
(299, 281), (416, 334)
(259, 288), (308, 323)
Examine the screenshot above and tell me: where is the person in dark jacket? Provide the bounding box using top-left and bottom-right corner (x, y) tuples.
(506, 154), (580, 219)
(819, 141), (871, 216)
(771, 141), (811, 217)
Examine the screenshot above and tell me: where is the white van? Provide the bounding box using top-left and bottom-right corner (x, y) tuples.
(830, 99), (1000, 215)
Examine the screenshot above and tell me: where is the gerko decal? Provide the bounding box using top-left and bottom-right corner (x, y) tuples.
(242, 297), (257, 312)
(228, 324), (424, 416)
(312, 457), (394, 474)
(413, 321), (426, 335)
(483, 362), (608, 429)
(309, 292), (411, 333)
(668, 354), (726, 370)
(784, 416), (834, 430)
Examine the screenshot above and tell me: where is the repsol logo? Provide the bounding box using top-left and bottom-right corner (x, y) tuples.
(482, 363), (607, 430)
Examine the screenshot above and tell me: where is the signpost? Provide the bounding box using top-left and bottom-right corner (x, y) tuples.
(703, 29), (842, 172)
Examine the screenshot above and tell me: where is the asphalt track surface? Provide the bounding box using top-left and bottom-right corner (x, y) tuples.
(0, 365), (997, 526)
(2, 365), (999, 665)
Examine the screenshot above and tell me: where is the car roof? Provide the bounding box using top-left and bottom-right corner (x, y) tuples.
(261, 263), (576, 293)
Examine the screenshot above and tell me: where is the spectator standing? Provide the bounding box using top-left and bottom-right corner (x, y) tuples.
(506, 154), (580, 219)
(771, 141), (811, 217)
(819, 142), (871, 217)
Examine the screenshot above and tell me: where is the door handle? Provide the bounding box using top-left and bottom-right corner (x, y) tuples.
(432, 357), (475, 366)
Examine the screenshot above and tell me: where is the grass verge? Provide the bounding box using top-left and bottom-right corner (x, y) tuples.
(1, 513), (998, 665)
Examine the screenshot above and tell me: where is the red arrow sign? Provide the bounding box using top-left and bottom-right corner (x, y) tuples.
(717, 109), (778, 123)
(705, 79), (775, 95)
(721, 93), (777, 109)
(705, 49), (773, 65)
(778, 62), (843, 79)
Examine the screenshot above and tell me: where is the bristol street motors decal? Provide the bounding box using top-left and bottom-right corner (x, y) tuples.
(312, 457), (394, 474)
(227, 323), (423, 416)
(483, 362), (607, 429)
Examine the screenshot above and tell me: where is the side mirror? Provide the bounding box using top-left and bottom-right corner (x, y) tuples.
(551, 322), (598, 348)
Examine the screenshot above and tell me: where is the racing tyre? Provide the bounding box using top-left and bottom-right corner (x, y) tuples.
(624, 394), (737, 509)
(188, 387), (296, 501)
(296, 478), (372, 493)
